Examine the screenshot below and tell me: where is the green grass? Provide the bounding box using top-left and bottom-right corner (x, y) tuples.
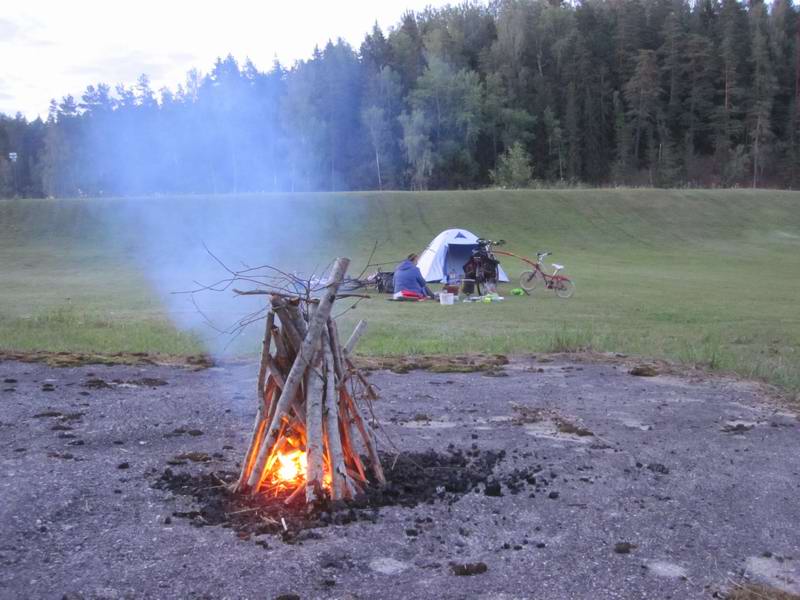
(1, 189), (799, 392)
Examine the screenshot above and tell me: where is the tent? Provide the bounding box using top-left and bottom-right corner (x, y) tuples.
(416, 228), (509, 283)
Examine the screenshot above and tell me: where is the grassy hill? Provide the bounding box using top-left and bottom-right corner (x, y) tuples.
(1, 189), (799, 391)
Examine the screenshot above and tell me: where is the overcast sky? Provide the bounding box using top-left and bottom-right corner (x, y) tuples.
(0, 0), (454, 120)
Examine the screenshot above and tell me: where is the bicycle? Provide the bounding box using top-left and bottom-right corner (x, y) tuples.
(464, 238), (505, 295)
(517, 252), (575, 298)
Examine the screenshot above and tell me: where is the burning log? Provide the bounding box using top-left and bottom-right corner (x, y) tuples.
(233, 257), (383, 505)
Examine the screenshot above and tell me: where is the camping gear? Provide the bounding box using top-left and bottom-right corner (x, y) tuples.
(374, 271), (395, 294)
(393, 290), (426, 300)
(461, 278), (476, 295)
(443, 283), (460, 294)
(511, 288), (525, 296)
(417, 229), (509, 284)
(439, 292), (455, 305)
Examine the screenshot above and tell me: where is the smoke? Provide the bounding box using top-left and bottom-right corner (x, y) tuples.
(95, 194), (352, 360)
(75, 55), (374, 360)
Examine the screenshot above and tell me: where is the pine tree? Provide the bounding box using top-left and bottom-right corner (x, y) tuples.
(624, 50), (663, 170)
(713, 0), (748, 184)
(565, 80), (581, 180)
(747, 1), (778, 188)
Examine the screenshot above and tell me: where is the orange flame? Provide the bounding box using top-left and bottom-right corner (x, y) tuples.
(273, 450), (307, 485)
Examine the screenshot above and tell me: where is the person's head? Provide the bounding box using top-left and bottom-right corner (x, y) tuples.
(407, 253), (418, 264)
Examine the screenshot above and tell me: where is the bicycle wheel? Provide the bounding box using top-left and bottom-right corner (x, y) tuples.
(519, 270), (539, 292)
(554, 278), (575, 299)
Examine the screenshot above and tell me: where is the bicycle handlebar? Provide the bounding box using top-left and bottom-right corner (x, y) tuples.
(476, 238), (506, 247)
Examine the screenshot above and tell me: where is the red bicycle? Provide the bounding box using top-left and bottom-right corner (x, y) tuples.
(477, 241), (575, 299)
(519, 252), (574, 298)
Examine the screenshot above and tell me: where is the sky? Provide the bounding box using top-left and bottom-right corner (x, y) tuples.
(0, 0), (453, 120)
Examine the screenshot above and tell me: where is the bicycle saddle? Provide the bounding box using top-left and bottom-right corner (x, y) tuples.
(552, 263), (564, 270)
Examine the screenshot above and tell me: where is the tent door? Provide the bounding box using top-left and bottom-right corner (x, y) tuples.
(444, 244), (476, 280)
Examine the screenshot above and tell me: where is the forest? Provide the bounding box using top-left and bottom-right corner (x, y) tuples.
(0, 0), (798, 198)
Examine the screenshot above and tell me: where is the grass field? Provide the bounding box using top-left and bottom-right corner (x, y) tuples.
(1, 189), (799, 392)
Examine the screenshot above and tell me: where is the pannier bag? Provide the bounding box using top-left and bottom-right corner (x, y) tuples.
(375, 271), (395, 294)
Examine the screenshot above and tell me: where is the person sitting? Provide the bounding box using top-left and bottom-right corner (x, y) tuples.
(393, 253), (435, 299)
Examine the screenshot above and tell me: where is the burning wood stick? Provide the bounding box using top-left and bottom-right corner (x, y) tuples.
(323, 335), (356, 500)
(234, 257), (385, 506)
(235, 313), (276, 492)
(341, 387), (386, 484)
(273, 302), (303, 352)
(257, 312), (275, 397)
(245, 258), (350, 492)
(304, 345), (325, 504)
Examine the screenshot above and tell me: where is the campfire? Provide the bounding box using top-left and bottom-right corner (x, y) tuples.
(233, 257), (385, 504)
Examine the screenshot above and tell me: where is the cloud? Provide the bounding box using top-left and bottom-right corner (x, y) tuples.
(66, 50), (201, 87)
(0, 18), (22, 40)
(0, 15), (51, 46)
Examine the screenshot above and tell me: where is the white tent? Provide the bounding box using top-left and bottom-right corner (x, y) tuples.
(417, 228), (509, 283)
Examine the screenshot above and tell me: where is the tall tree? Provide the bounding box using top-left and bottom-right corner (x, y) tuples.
(747, 1), (777, 187)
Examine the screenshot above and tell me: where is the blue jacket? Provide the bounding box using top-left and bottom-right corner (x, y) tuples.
(394, 260), (429, 295)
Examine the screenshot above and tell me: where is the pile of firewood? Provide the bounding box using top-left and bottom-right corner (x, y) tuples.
(233, 257), (385, 504)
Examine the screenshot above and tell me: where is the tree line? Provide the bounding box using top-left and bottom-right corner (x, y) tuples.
(1, 0), (798, 198)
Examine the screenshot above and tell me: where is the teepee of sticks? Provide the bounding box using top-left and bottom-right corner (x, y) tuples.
(234, 257), (385, 504)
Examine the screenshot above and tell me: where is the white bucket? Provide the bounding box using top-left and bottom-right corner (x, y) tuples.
(439, 292), (455, 305)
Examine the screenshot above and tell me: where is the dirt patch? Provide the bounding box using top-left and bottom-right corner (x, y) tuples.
(726, 584), (800, 600)
(629, 364), (661, 377)
(509, 404), (593, 436)
(0, 349), (212, 369)
(82, 376), (169, 389)
(354, 354), (509, 374)
(553, 417), (594, 437)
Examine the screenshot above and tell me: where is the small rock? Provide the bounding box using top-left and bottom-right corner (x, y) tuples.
(34, 411), (63, 418)
(117, 462), (130, 469)
(647, 463), (669, 475)
(614, 542), (637, 554)
(629, 365), (658, 377)
(548, 491), (559, 499)
(83, 378), (112, 389)
(450, 562), (488, 576)
(484, 482), (503, 497)
(175, 452), (210, 462)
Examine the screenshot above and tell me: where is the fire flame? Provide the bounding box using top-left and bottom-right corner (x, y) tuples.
(274, 450), (307, 484)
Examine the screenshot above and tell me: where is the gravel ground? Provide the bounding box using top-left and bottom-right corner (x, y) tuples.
(1, 356), (799, 600)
